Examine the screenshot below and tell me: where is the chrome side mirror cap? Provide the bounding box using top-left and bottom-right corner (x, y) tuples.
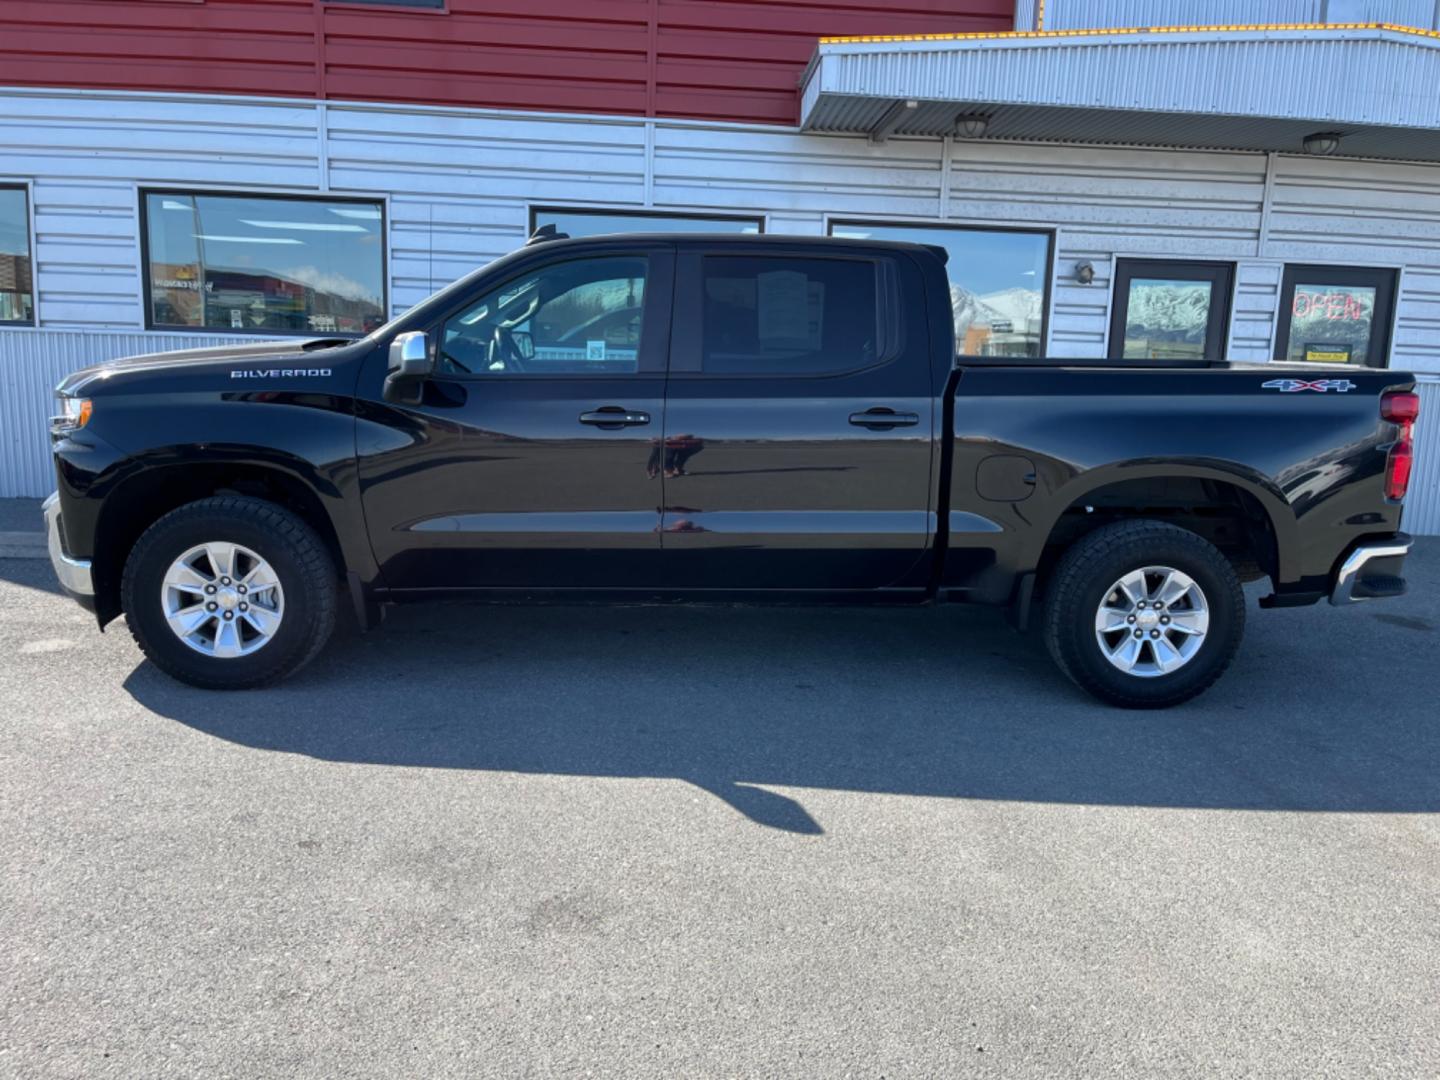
(388, 331), (432, 378)
(384, 331), (433, 404)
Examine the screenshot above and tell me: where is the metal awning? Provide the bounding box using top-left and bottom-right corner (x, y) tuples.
(800, 24), (1440, 161)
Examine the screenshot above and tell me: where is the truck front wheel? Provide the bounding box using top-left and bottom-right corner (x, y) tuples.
(121, 496), (337, 689)
(1043, 519), (1245, 708)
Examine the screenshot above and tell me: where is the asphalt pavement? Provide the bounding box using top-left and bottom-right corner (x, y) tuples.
(2, 542), (1438, 1077)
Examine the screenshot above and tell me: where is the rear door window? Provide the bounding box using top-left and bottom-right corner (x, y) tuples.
(698, 256), (881, 376)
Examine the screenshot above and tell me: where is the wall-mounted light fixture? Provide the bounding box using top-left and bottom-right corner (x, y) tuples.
(1074, 261), (1095, 285)
(955, 114), (990, 139)
(1303, 131), (1342, 156)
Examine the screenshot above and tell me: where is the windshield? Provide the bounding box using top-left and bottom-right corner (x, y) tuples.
(361, 250), (520, 344)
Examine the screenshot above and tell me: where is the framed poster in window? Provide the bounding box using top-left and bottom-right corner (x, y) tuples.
(1274, 265), (1397, 367)
(1108, 259), (1234, 362)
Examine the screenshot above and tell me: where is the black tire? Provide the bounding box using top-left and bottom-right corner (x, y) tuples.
(121, 496), (337, 689)
(1043, 519), (1245, 709)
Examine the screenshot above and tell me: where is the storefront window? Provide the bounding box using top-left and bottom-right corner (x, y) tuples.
(1109, 259), (1234, 361)
(828, 221), (1051, 357)
(1276, 265), (1396, 367)
(532, 208), (762, 239)
(143, 192), (386, 335)
(0, 186), (34, 325)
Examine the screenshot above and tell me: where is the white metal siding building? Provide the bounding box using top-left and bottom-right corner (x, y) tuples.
(3, 8), (1440, 533)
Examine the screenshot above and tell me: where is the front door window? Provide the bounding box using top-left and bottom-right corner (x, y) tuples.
(438, 256), (649, 376)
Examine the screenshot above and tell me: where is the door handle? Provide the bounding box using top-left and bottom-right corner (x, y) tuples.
(849, 407), (920, 430)
(579, 407), (651, 428)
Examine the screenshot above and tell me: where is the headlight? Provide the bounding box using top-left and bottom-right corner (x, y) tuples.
(51, 396), (92, 435)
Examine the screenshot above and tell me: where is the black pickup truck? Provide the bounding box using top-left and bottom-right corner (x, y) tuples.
(45, 233), (1419, 706)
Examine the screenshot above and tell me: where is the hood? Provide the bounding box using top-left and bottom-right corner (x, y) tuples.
(56, 337), (360, 396)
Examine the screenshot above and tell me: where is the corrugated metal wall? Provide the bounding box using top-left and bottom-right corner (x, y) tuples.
(938, 142), (1270, 356)
(1268, 155), (1440, 373)
(15, 95), (324, 329)
(1040, 0), (1440, 30)
(0, 1), (1011, 128)
(2, 87), (1440, 531)
(0, 330), (273, 497)
(1405, 377), (1440, 535)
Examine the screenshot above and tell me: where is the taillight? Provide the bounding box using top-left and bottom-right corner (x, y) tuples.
(1381, 391), (1420, 501)
(1382, 391), (1420, 424)
(1386, 440), (1414, 501)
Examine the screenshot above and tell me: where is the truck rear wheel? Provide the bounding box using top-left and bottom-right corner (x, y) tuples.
(121, 496), (337, 689)
(1043, 519), (1244, 708)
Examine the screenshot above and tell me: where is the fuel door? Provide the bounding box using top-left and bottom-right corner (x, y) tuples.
(976, 454), (1037, 502)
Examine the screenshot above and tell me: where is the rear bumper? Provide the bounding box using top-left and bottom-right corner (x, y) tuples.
(43, 491), (95, 601)
(1329, 533), (1412, 606)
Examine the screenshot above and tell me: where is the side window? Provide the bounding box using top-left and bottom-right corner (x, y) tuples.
(438, 256), (648, 376)
(1108, 258), (1234, 361)
(699, 256), (880, 376)
(0, 186), (34, 325)
(1275, 265), (1397, 367)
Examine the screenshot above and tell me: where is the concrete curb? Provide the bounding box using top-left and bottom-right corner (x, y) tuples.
(0, 531), (46, 559)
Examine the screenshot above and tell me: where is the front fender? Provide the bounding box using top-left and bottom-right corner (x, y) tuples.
(68, 391), (376, 624)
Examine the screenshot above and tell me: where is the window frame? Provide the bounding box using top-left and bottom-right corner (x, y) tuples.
(323, 0), (445, 11)
(669, 248), (900, 380)
(1108, 257), (1236, 362)
(0, 182), (36, 327)
(529, 205), (765, 238)
(1273, 263), (1398, 369)
(138, 188), (389, 338)
(826, 218), (1055, 360)
(423, 247), (675, 381)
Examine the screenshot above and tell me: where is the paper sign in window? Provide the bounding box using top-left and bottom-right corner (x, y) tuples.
(757, 270), (823, 350)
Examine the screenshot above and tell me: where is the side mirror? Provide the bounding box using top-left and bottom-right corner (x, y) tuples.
(388, 331), (432, 377)
(511, 330), (535, 360)
(384, 331), (432, 404)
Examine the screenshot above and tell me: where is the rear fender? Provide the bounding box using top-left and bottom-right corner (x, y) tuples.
(1033, 459), (1299, 584)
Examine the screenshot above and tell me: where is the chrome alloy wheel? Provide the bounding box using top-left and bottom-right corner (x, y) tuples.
(159, 541), (284, 658)
(1094, 565), (1209, 678)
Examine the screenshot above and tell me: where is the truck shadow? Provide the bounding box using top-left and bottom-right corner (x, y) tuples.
(121, 590), (1440, 834)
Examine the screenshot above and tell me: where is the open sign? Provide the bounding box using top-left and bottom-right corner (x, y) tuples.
(1292, 290), (1369, 321)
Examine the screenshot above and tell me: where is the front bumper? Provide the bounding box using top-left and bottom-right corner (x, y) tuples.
(1329, 533), (1412, 605)
(43, 492), (95, 598)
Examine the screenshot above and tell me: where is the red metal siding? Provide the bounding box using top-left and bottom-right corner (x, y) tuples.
(0, 0), (1012, 125)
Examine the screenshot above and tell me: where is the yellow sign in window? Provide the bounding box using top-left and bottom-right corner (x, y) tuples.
(1303, 344), (1353, 364)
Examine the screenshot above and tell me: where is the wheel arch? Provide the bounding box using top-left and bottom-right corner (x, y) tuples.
(90, 454), (356, 626)
(1027, 462), (1298, 594)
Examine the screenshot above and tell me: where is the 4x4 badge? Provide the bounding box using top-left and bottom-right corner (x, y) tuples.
(1262, 378), (1357, 393)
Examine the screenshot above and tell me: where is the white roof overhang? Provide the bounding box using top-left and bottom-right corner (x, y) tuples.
(799, 24), (1440, 161)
